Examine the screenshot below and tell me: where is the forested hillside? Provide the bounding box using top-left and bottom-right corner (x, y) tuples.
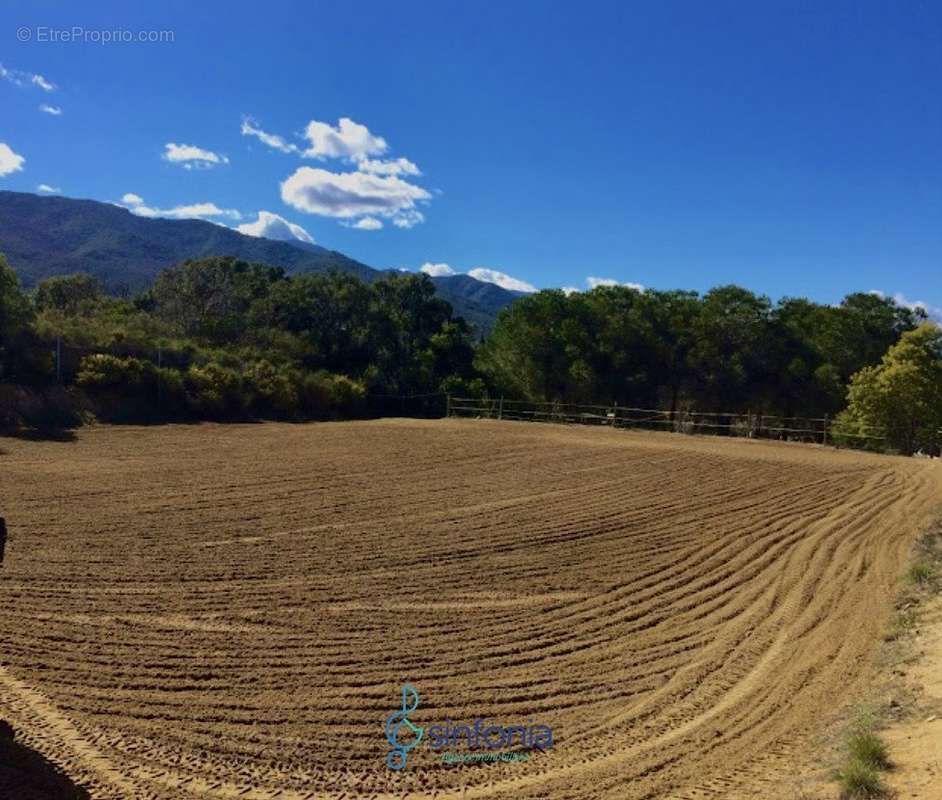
(0, 191), (521, 333)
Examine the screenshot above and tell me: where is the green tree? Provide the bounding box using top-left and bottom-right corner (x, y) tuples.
(476, 290), (577, 400)
(250, 270), (373, 372)
(33, 273), (105, 314)
(689, 286), (776, 412)
(142, 256), (284, 341)
(0, 253), (40, 382)
(0, 253), (32, 343)
(835, 323), (942, 455)
(368, 272), (470, 394)
(633, 289), (701, 414)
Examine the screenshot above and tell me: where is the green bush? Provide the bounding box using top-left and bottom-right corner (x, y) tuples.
(907, 560), (936, 586)
(327, 374), (366, 416)
(836, 710), (891, 798)
(154, 366), (186, 416)
(76, 353), (149, 390)
(185, 362), (245, 419)
(0, 385), (83, 431)
(847, 729), (890, 771)
(837, 757), (887, 798)
(76, 353), (164, 421)
(299, 370), (366, 418)
(245, 360), (299, 417)
(299, 370), (333, 417)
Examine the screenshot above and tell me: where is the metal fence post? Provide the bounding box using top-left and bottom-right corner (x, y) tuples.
(823, 414), (829, 446)
(156, 347), (162, 409)
(498, 395), (504, 420)
(445, 393), (451, 418)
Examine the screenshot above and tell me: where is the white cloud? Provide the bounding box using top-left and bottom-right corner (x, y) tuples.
(135, 202), (241, 220)
(162, 142), (229, 169)
(240, 117), (300, 154)
(0, 142), (25, 176)
(302, 117), (387, 161)
(358, 157), (421, 176)
(1, 63), (56, 91)
(420, 262), (456, 277)
(562, 286), (580, 295)
(120, 193), (241, 221)
(587, 276), (645, 292)
(351, 217), (383, 230)
(32, 74), (55, 92)
(587, 277), (618, 288)
(468, 268), (536, 293)
(37, 183), (60, 194)
(241, 115), (428, 229)
(871, 290), (942, 323)
(411, 263), (536, 292)
(392, 209), (425, 229)
(281, 166), (430, 223)
(236, 210), (314, 244)
(39, 104), (62, 115)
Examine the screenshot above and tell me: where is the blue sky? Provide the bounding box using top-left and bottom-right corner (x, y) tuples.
(1, 1), (940, 312)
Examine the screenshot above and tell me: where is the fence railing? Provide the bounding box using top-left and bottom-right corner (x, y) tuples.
(447, 396), (888, 446)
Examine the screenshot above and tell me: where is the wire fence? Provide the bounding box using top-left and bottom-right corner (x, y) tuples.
(447, 396), (890, 446)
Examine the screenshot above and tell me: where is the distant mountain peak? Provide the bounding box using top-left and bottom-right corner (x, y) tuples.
(0, 190), (520, 332)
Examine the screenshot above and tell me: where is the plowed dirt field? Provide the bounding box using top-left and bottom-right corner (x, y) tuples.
(1, 419), (940, 799)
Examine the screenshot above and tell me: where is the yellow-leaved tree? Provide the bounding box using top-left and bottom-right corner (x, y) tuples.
(834, 322), (942, 455)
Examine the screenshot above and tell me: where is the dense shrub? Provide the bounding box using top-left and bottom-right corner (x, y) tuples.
(76, 353), (150, 390)
(184, 362), (246, 419)
(327, 374), (367, 416)
(0, 384), (83, 431)
(245, 360), (299, 418)
(299, 370), (367, 418)
(153, 367), (187, 417)
(75, 354), (160, 421)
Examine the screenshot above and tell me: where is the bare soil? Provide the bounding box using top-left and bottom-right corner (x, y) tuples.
(882, 586), (942, 797)
(1, 419), (939, 799)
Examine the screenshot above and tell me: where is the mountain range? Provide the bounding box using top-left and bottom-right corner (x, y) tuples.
(0, 191), (522, 332)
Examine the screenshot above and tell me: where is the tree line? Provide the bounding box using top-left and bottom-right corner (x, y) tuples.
(0, 254), (481, 427)
(477, 285), (941, 454)
(1, 253), (939, 454)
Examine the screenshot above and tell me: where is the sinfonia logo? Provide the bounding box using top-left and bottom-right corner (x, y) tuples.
(385, 685), (553, 769)
(385, 684), (423, 770)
